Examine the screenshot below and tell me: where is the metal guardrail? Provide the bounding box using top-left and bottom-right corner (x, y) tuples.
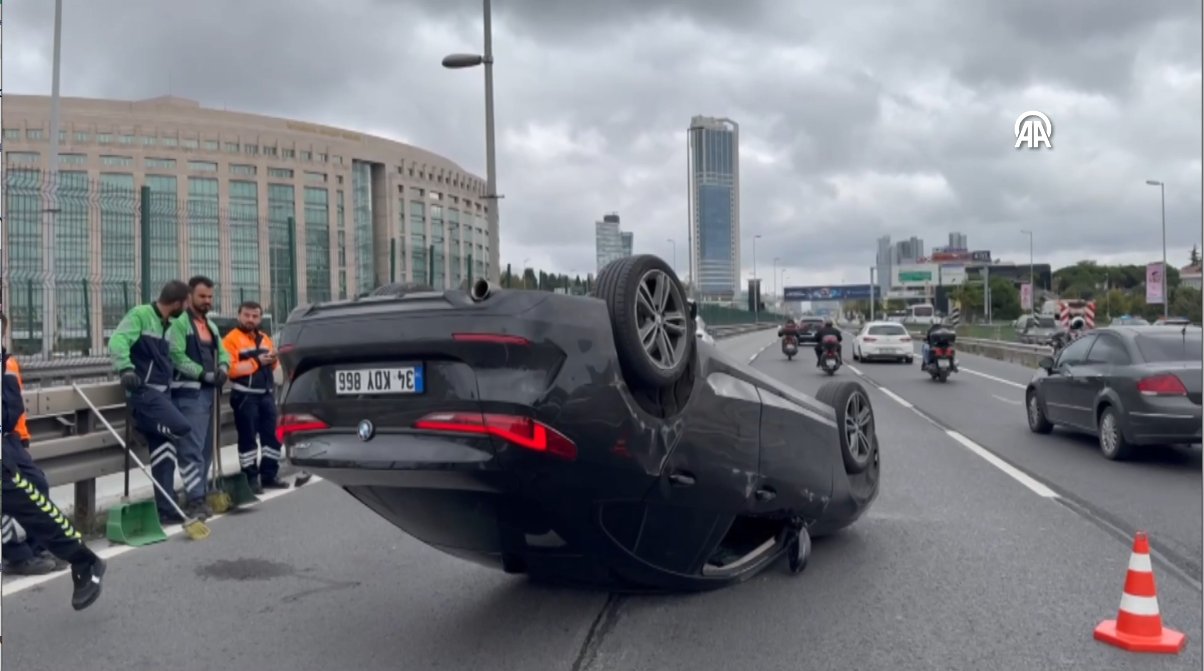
(900, 328), (1051, 368)
(17, 322), (777, 533)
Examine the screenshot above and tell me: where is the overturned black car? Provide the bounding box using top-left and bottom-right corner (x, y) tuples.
(274, 255), (880, 592)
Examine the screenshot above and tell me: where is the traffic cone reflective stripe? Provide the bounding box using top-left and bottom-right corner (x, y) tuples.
(1093, 531), (1186, 654)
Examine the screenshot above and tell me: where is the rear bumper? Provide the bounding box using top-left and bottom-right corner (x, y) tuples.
(859, 344), (912, 359)
(1127, 410), (1203, 446)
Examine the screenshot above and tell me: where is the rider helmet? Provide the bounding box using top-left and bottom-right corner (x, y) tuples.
(1069, 316), (1086, 331)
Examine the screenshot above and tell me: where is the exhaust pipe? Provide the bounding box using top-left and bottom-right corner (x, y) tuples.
(470, 278), (497, 303)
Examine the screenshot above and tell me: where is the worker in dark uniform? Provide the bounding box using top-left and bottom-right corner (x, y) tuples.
(1, 313), (67, 574)
(3, 335), (107, 609)
(108, 280), (194, 525)
(222, 301), (290, 493)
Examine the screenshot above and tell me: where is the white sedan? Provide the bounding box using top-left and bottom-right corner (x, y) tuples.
(852, 321), (915, 363)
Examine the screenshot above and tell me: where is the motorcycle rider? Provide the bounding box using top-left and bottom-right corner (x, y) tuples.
(813, 319), (843, 366)
(777, 318), (799, 339)
(1052, 316), (1087, 353)
(922, 319), (953, 368)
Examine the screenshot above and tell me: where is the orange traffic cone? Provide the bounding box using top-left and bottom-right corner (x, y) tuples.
(1094, 531), (1186, 654)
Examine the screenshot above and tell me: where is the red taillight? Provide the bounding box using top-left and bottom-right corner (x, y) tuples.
(863, 336), (877, 342)
(452, 333), (530, 346)
(900, 337), (912, 342)
(1137, 374), (1188, 396)
(277, 413), (330, 442)
(413, 412), (576, 460)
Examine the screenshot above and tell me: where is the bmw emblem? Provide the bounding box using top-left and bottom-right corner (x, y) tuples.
(357, 420), (375, 442)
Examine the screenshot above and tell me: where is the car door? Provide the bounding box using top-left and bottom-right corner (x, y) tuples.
(1043, 334), (1097, 426)
(753, 388), (833, 524)
(638, 371), (762, 574)
(1073, 333), (1131, 425)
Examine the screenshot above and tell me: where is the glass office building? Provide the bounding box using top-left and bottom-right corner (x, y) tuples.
(1, 94), (497, 354)
(687, 116), (740, 300)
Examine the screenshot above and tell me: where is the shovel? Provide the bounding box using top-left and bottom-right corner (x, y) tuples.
(205, 387), (233, 514)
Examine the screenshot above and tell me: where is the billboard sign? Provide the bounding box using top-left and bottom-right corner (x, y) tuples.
(1020, 283), (1033, 311)
(783, 284), (874, 301)
(970, 250), (992, 262)
(894, 264), (936, 287)
(939, 264), (967, 285)
(1146, 262), (1165, 304)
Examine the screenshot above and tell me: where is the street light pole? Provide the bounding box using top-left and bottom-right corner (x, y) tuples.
(1021, 229), (1034, 314)
(443, 0), (501, 284)
(752, 234), (762, 323)
(1146, 180), (1168, 319)
(43, 0), (64, 357)
(869, 266), (876, 322)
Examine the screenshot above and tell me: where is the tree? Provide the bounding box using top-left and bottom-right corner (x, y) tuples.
(1191, 245), (1201, 267)
(988, 277), (1021, 321)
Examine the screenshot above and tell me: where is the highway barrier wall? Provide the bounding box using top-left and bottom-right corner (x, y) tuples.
(17, 322), (777, 534)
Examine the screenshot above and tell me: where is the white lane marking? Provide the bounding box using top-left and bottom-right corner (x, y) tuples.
(992, 394), (1022, 405)
(945, 430), (1059, 499)
(879, 387), (915, 409)
(1, 476), (325, 597)
(846, 364), (863, 376)
(749, 339), (776, 364)
(961, 366), (1027, 390)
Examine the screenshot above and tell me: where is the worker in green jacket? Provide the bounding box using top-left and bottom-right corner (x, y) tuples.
(167, 276), (230, 519)
(109, 280), (194, 526)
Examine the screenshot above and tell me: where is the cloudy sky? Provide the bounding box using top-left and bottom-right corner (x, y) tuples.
(5, 0), (1202, 290)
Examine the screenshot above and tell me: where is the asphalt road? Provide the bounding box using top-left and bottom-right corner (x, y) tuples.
(843, 330), (1203, 583)
(3, 329), (1200, 671)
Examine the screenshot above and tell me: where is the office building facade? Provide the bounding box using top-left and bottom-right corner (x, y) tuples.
(687, 116), (740, 300)
(595, 212), (632, 272)
(2, 94), (495, 353)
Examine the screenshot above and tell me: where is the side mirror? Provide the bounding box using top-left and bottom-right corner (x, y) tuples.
(1037, 356), (1055, 371)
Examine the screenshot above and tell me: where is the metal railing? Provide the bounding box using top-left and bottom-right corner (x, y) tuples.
(16, 322), (777, 533)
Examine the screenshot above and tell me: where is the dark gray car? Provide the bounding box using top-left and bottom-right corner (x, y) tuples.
(1025, 326), (1202, 460)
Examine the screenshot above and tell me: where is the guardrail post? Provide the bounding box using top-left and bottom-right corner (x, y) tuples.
(71, 405), (99, 534)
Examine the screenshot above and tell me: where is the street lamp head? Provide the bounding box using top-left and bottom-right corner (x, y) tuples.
(1145, 179), (1162, 186)
(442, 53), (484, 69)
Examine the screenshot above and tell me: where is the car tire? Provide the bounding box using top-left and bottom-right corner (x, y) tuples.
(815, 380), (876, 475)
(1026, 388), (1053, 434)
(593, 254), (694, 390)
(369, 281), (434, 297)
(1098, 406), (1133, 461)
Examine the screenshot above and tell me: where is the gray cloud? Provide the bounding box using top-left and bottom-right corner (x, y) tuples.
(4, 0), (1200, 288)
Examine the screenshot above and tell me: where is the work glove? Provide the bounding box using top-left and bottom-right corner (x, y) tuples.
(119, 369), (143, 391)
(202, 367), (229, 387)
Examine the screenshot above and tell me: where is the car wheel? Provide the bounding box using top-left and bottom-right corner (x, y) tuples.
(593, 254), (694, 389)
(1098, 406), (1133, 461)
(815, 380), (876, 475)
(369, 281), (434, 297)
(1026, 389), (1053, 434)
(852, 345), (860, 361)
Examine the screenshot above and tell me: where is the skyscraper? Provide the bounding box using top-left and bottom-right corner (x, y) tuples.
(620, 231), (633, 258)
(948, 232), (967, 250)
(595, 213), (629, 272)
(687, 116), (740, 299)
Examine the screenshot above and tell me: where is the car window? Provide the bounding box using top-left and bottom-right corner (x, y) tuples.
(1085, 334), (1130, 365)
(867, 324), (907, 336)
(911, 306), (933, 317)
(1135, 331), (1204, 363)
(1056, 334), (1097, 367)
(1035, 316), (1056, 328)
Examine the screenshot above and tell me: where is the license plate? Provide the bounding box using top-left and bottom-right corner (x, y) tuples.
(334, 366), (424, 395)
(937, 359), (950, 369)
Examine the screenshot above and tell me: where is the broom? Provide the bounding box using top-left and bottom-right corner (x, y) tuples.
(206, 386), (233, 513)
(72, 383), (211, 540)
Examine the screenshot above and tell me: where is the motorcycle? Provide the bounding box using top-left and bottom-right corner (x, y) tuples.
(922, 328), (958, 382)
(781, 334), (799, 361)
(819, 335), (842, 375)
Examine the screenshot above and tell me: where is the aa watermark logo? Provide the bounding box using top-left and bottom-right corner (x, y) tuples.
(1014, 110), (1053, 150)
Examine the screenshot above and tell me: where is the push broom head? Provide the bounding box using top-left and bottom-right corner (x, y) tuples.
(182, 516), (211, 541)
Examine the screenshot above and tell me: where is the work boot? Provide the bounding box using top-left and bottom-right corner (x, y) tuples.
(36, 550), (70, 571)
(261, 478), (291, 491)
(4, 555), (57, 575)
(159, 508), (186, 526)
(183, 500), (211, 521)
(71, 556), (106, 611)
